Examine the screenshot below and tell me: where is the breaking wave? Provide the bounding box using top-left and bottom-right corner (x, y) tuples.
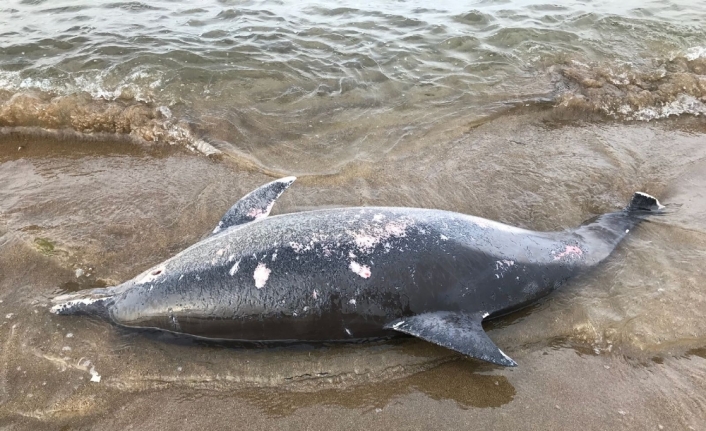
(0, 47), (704, 154)
(0, 90), (220, 156)
(552, 47), (706, 121)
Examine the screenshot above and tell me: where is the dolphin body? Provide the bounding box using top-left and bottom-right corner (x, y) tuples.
(51, 177), (663, 366)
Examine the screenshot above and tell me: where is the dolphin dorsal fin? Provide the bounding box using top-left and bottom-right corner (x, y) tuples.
(384, 311), (517, 367)
(211, 176), (296, 235)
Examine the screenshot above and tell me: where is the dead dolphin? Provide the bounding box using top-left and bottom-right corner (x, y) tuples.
(51, 177), (664, 366)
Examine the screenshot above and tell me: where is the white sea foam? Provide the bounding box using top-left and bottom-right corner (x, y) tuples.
(624, 94), (706, 121)
(684, 46), (706, 61)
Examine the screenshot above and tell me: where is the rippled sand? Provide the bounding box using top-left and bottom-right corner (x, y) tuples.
(1, 109), (704, 429)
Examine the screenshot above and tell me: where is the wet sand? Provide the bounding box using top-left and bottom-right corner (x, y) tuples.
(41, 350), (705, 431)
(1, 109), (705, 430)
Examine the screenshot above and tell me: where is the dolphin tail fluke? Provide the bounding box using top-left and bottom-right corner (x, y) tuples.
(384, 311), (517, 367)
(627, 192), (664, 213)
(50, 287), (115, 317)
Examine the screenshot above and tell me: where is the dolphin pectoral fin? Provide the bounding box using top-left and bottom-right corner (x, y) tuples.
(211, 176), (296, 235)
(384, 311), (517, 367)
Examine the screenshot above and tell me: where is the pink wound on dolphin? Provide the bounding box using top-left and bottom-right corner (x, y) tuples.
(553, 245), (583, 260)
(247, 201), (275, 220)
(349, 261), (371, 278)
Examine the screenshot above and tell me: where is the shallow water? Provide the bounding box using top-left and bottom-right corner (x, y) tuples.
(0, 0), (705, 429)
(2, 0), (706, 156)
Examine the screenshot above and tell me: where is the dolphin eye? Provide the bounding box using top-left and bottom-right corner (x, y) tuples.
(151, 269), (163, 276)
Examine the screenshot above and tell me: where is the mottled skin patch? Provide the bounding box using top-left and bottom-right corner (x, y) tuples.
(553, 245), (584, 260)
(55, 204), (651, 342)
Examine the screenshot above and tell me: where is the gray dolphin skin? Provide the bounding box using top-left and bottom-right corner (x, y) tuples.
(51, 177), (664, 367)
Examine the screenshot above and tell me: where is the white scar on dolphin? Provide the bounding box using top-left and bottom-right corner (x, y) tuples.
(253, 263), (271, 288)
(51, 177), (664, 367)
